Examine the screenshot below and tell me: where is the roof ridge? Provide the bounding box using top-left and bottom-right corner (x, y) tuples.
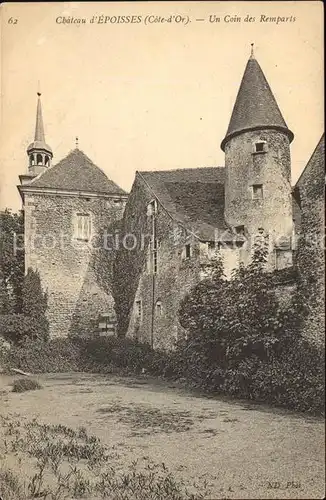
(140, 166), (224, 174)
(27, 148), (127, 195)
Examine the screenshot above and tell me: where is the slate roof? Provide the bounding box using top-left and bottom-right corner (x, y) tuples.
(139, 167), (229, 241)
(295, 134), (325, 190)
(28, 149), (127, 195)
(221, 55), (293, 150)
(27, 94), (52, 154)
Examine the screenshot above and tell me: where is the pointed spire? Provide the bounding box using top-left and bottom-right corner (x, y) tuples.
(27, 91), (53, 155)
(221, 50), (294, 151)
(34, 92), (45, 142)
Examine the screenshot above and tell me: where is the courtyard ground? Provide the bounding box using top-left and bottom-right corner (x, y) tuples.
(0, 372), (324, 499)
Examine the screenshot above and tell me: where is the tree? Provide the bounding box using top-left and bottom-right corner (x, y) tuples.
(0, 208), (24, 311)
(178, 237), (303, 369)
(22, 268), (49, 341)
(0, 269), (12, 314)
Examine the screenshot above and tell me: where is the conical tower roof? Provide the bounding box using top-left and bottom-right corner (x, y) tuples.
(221, 49), (293, 151)
(27, 92), (52, 154)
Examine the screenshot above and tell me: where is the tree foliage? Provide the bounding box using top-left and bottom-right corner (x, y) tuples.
(0, 208), (24, 311)
(179, 238), (306, 368)
(22, 268), (49, 341)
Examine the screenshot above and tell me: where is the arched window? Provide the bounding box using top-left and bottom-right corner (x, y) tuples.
(44, 155), (50, 166)
(155, 300), (162, 317)
(36, 153), (43, 165)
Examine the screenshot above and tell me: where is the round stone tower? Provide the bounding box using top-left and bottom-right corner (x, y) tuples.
(221, 46), (294, 270)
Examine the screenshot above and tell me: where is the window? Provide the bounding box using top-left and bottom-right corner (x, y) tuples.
(76, 213), (91, 241)
(207, 241), (216, 258)
(135, 300), (142, 319)
(185, 244), (191, 259)
(253, 141), (267, 153)
(235, 225), (245, 235)
(153, 238), (158, 274)
(275, 249), (293, 270)
(36, 153), (43, 165)
(98, 313), (116, 336)
(147, 199), (157, 217)
(155, 300), (162, 317)
(252, 184), (263, 200)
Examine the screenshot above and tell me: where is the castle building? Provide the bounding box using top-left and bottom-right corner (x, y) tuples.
(18, 50), (324, 346)
(116, 49), (299, 348)
(18, 93), (128, 337)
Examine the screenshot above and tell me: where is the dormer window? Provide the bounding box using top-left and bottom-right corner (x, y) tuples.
(252, 184), (264, 200)
(253, 141), (267, 154)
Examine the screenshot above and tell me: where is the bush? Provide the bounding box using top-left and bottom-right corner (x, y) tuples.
(4, 338), (82, 373)
(77, 336), (150, 371)
(4, 333), (324, 415)
(0, 314), (46, 344)
(22, 268), (49, 341)
(12, 377), (42, 393)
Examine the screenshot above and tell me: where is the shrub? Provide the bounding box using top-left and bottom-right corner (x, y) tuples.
(0, 314), (45, 344)
(5, 338), (82, 374)
(176, 238), (324, 414)
(0, 209), (25, 313)
(0, 468), (26, 500)
(12, 377), (42, 393)
(22, 268), (49, 341)
(76, 336), (160, 374)
(4, 333), (324, 415)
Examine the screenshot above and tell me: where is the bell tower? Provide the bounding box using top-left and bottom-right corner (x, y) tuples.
(221, 46), (294, 270)
(21, 92), (53, 185)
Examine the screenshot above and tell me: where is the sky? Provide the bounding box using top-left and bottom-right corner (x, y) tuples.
(0, 1), (324, 211)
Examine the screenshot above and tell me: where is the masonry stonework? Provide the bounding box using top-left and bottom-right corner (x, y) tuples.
(24, 192), (125, 337)
(224, 129), (293, 269)
(294, 135), (325, 346)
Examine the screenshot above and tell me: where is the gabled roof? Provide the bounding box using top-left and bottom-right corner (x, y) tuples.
(138, 167), (228, 240)
(221, 55), (293, 150)
(27, 148), (126, 195)
(295, 134), (325, 190)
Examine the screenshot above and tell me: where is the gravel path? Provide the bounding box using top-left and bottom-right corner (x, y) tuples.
(0, 372), (324, 499)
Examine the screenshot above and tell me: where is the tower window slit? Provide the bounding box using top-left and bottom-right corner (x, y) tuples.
(252, 184), (264, 200)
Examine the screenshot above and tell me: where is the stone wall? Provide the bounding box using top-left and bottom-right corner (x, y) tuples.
(114, 174), (202, 349)
(294, 135), (325, 346)
(24, 192), (126, 337)
(224, 129), (293, 269)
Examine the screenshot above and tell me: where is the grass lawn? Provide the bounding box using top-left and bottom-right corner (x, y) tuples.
(0, 372), (324, 499)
